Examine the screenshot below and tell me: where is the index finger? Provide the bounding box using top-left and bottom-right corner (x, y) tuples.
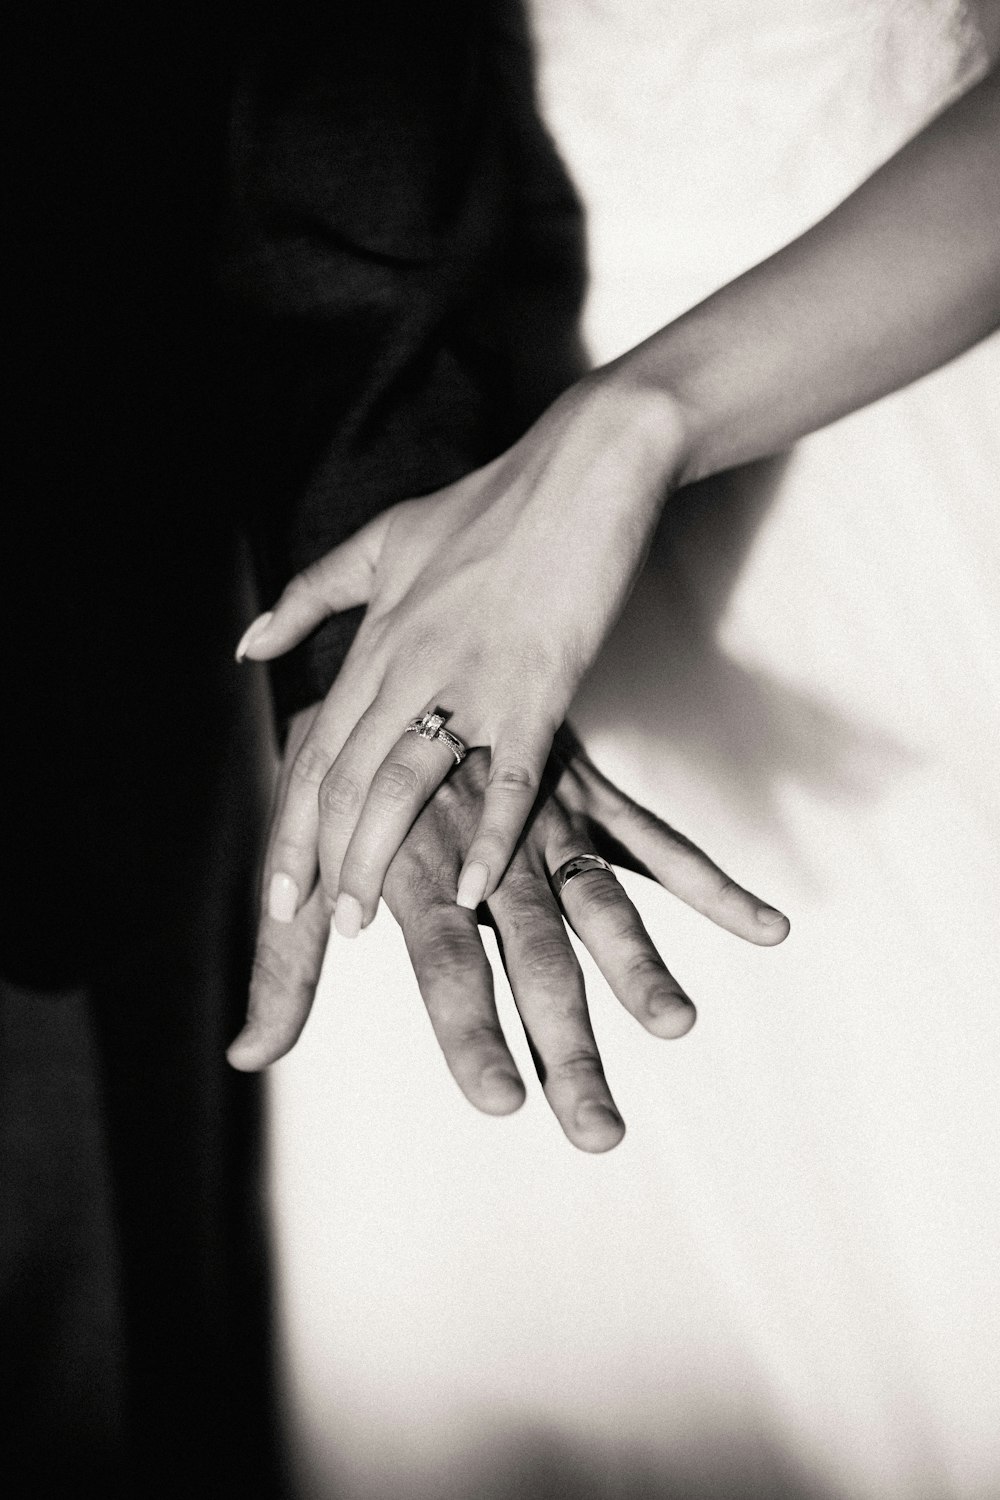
(263, 645), (384, 922)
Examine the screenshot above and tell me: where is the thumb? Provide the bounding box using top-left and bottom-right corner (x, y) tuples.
(236, 512), (388, 662)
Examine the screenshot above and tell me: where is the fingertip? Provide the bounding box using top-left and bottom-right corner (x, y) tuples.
(456, 860), (490, 911)
(268, 872), (299, 924)
(474, 1066), (527, 1116)
(356, 888), (383, 931)
(226, 1029), (268, 1071)
(571, 1101), (626, 1154)
(234, 611), (274, 662)
(333, 892), (363, 938)
(645, 993), (697, 1039)
(753, 907), (791, 945)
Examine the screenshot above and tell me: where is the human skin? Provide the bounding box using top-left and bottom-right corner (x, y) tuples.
(228, 727), (787, 1153)
(240, 57), (1000, 954)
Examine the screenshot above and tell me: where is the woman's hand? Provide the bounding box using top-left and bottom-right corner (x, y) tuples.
(238, 369), (688, 932)
(229, 718), (788, 1153)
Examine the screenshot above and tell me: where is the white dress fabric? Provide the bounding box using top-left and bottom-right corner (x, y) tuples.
(270, 5), (1000, 1498)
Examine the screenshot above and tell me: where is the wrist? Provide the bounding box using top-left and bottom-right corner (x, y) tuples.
(583, 352), (698, 494)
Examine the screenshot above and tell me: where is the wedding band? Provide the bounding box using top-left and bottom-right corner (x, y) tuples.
(551, 853), (615, 897)
(404, 710), (468, 766)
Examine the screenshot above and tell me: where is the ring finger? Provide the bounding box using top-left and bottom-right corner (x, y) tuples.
(547, 828), (696, 1040)
(332, 703), (477, 936)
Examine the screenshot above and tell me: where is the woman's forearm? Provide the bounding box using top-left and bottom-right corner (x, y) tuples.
(615, 62), (1000, 485)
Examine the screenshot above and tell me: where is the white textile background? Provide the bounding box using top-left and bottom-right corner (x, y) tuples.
(269, 5), (1000, 1498)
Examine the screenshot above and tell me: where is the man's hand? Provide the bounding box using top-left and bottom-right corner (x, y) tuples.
(228, 718), (788, 1153)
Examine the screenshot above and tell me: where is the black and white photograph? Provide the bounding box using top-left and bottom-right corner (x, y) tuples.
(5, 2), (1000, 1497)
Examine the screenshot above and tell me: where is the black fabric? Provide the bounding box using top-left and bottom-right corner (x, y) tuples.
(5, 0), (585, 985)
(0, 715), (284, 1498)
(221, 0), (587, 720)
(3, 4), (585, 1491)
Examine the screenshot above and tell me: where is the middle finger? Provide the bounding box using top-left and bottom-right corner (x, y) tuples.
(393, 893), (526, 1117)
(488, 853), (625, 1153)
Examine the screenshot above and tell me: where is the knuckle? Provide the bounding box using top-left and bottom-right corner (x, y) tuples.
(617, 796), (689, 849)
(286, 565), (327, 606)
(521, 934), (578, 991)
(618, 797), (667, 838)
(494, 862), (546, 907)
(624, 950), (668, 988)
(489, 759), (541, 796)
(291, 740), (332, 789)
(448, 1019), (507, 1058)
(250, 941), (297, 999)
(318, 767), (365, 821)
(617, 801), (709, 871)
(411, 935), (492, 1021)
(422, 772), (475, 834)
(385, 835), (458, 908)
(552, 1047), (603, 1086)
(412, 911), (484, 982)
(372, 757), (423, 805)
(714, 873), (746, 907)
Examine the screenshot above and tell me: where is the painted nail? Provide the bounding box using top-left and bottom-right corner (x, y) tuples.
(456, 861), (489, 911)
(334, 892), (363, 938)
(234, 611), (274, 662)
(268, 872), (299, 923)
(226, 1027), (257, 1068)
(756, 904), (788, 927)
(575, 1100), (624, 1134)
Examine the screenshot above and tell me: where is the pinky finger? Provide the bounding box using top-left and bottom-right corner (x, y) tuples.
(603, 801), (790, 946)
(456, 723), (555, 911)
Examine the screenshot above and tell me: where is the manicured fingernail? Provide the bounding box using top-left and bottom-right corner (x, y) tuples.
(334, 892), (363, 938)
(575, 1100), (623, 1133)
(756, 904), (788, 927)
(235, 611), (274, 662)
(226, 1028), (257, 1068)
(268, 872), (299, 923)
(456, 861), (489, 910)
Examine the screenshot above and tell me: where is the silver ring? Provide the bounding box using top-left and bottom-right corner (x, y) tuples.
(404, 710), (468, 766)
(551, 853), (615, 897)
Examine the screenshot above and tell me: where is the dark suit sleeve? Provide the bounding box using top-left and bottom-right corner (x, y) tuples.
(219, 0), (586, 725)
